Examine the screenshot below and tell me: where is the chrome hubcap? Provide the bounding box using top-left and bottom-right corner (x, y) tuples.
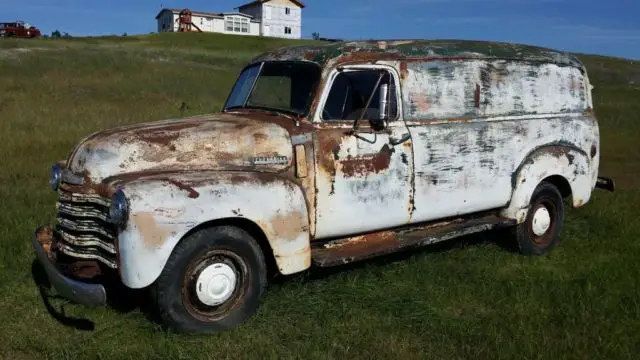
(195, 263), (237, 306)
(532, 206), (551, 236)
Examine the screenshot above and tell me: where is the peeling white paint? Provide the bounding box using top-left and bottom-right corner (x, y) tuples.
(68, 114), (294, 184)
(117, 171), (311, 289)
(50, 47), (603, 288)
(403, 59), (587, 121)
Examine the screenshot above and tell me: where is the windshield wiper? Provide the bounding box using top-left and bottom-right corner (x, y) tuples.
(226, 105), (303, 118)
(224, 105), (245, 112)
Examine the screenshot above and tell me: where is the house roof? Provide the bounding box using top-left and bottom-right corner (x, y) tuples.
(154, 8), (258, 20)
(249, 39), (584, 69)
(237, 0), (305, 10)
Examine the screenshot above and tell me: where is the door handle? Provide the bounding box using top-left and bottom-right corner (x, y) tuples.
(390, 133), (411, 146)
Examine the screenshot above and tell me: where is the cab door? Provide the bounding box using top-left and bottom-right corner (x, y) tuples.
(312, 65), (414, 239)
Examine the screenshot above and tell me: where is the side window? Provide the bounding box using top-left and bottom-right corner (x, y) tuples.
(322, 70), (398, 121)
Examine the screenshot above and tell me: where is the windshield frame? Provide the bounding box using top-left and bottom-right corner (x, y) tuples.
(222, 60), (323, 118)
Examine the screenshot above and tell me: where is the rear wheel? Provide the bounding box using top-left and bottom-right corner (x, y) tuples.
(150, 226), (267, 333)
(514, 182), (565, 256)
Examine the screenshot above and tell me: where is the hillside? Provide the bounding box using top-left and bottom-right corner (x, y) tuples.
(1, 32), (639, 359)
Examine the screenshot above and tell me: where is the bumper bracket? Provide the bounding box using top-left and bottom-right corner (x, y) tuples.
(32, 226), (107, 307)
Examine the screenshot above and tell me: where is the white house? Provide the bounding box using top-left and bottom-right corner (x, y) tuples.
(155, 0), (304, 39)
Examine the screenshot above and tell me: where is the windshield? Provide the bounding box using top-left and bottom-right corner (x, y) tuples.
(223, 61), (321, 117)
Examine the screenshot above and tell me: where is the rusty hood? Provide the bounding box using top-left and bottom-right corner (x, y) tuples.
(67, 113), (295, 183)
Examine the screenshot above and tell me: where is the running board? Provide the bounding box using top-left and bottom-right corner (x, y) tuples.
(311, 214), (516, 267)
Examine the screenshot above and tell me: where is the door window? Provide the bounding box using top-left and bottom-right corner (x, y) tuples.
(321, 69), (398, 122)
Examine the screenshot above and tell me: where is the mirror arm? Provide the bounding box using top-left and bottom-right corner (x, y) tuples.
(390, 133), (411, 146)
(349, 71), (385, 135)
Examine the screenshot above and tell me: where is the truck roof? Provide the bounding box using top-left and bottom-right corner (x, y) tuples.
(250, 39), (584, 70)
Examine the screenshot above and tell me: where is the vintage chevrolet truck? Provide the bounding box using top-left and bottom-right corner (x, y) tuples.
(33, 39), (615, 333)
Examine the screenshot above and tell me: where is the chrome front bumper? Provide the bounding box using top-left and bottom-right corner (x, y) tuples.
(32, 226), (107, 307)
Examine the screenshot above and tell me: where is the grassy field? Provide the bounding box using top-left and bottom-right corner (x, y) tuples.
(1, 32), (639, 359)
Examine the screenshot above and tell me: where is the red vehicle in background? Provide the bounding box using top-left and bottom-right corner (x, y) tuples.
(0, 21), (41, 38)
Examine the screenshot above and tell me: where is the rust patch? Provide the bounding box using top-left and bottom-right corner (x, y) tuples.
(253, 132), (269, 144)
(321, 231), (400, 259)
(102, 119), (205, 144)
(340, 144), (394, 177)
(134, 130), (181, 146)
(166, 179), (200, 198)
(336, 51), (404, 66)
(544, 146), (571, 159)
(60, 172), (116, 198)
(37, 226), (55, 259)
(400, 61), (408, 80)
(317, 131), (344, 195)
(134, 212), (172, 246)
(226, 108), (315, 136)
(410, 94), (430, 113)
(61, 260), (103, 279)
(270, 210), (307, 242)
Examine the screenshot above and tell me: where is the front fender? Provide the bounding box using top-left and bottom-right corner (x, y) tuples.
(500, 144), (594, 223)
(115, 171), (311, 289)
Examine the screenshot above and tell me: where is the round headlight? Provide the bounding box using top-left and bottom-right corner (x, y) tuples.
(49, 164), (62, 191)
(109, 189), (129, 227)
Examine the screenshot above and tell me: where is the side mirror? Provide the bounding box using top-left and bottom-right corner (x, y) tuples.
(378, 83), (388, 120)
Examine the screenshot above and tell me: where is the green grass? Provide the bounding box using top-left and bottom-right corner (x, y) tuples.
(1, 32), (639, 359)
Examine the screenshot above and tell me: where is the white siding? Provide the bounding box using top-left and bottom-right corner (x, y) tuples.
(250, 22), (261, 35)
(157, 11), (178, 32)
(192, 14), (217, 32)
(213, 18), (226, 33)
(156, 0), (303, 39)
(260, 3), (302, 39)
(156, 10), (259, 36)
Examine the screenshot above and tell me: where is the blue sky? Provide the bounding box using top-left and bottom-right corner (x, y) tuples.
(4, 0), (639, 59)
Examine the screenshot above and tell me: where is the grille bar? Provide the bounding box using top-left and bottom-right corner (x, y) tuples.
(57, 228), (116, 254)
(56, 217), (115, 239)
(55, 186), (118, 269)
(57, 242), (118, 269)
(56, 202), (110, 222)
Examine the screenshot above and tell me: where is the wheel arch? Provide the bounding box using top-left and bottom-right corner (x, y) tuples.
(501, 142), (593, 223)
(541, 174), (573, 200)
(177, 217), (279, 279)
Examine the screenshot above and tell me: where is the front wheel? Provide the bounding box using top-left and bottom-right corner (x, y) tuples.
(514, 181), (565, 256)
(150, 226), (267, 333)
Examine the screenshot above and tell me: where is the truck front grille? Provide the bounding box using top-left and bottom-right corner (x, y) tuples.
(55, 187), (118, 269)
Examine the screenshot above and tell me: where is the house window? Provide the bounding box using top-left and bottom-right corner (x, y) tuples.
(284, 26), (291, 34)
(285, 7), (290, 15)
(226, 16), (249, 33)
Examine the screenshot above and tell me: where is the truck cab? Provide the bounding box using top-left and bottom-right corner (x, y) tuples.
(33, 39), (615, 334)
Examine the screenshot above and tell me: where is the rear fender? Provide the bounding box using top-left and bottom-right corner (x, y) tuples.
(501, 144), (593, 223)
